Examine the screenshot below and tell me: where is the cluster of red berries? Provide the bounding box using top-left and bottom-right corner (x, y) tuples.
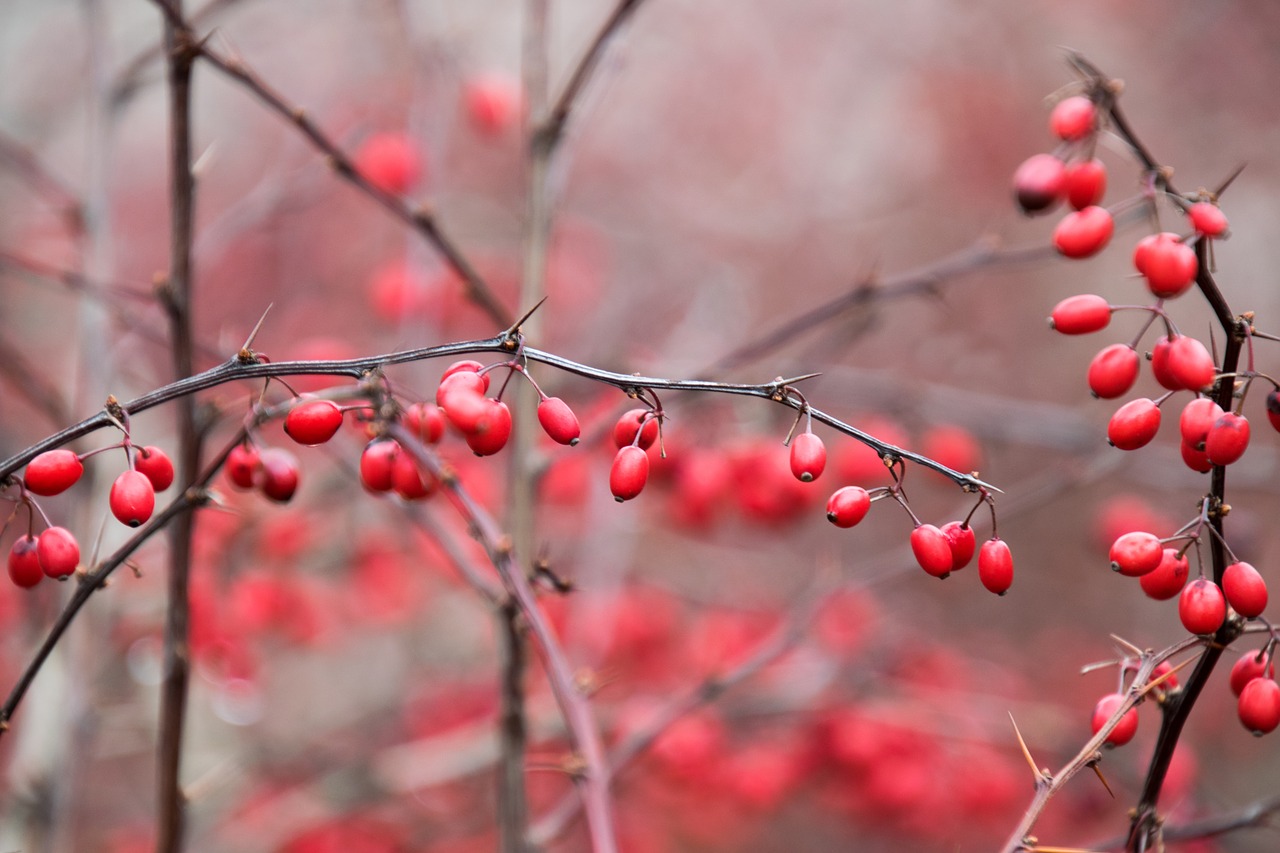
(8, 442), (174, 588)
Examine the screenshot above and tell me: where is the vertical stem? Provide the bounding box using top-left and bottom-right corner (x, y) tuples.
(157, 4), (200, 851)
(497, 601), (529, 853)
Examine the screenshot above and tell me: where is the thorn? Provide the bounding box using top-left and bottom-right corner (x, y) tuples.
(1213, 162), (1247, 198)
(1089, 760), (1115, 799)
(773, 371), (823, 387)
(238, 304), (273, 363)
(1109, 633), (1145, 657)
(1009, 713), (1046, 783)
(1139, 655), (1197, 696)
(503, 296), (549, 339)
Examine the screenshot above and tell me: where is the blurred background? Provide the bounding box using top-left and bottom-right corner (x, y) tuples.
(2, 0), (1280, 850)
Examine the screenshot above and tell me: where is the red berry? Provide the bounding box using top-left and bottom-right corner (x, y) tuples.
(135, 446), (175, 492)
(1238, 678), (1280, 735)
(1179, 398), (1224, 449)
(538, 397), (581, 446)
(284, 400), (344, 446)
(940, 521), (976, 571)
(613, 409), (660, 450)
(911, 524), (953, 579)
(354, 132), (422, 194)
(1013, 153), (1066, 214)
(226, 443), (260, 489)
(1091, 693), (1138, 746)
(1231, 652), (1275, 697)
(391, 451), (437, 500)
(1266, 389), (1280, 433)
(1151, 661), (1179, 691)
(1135, 233), (1198, 299)
(1179, 578), (1226, 635)
(1050, 96), (1096, 141)
(1107, 398), (1161, 450)
(1205, 413), (1250, 466)
(465, 400), (513, 456)
(1139, 549), (1189, 600)
(1053, 206), (1113, 258)
(1188, 202), (1228, 238)
(1087, 344), (1139, 399)
(1049, 294), (1111, 335)
(1179, 440), (1213, 474)
(24, 449), (84, 496)
(826, 486), (871, 528)
(978, 538), (1014, 595)
(1223, 561), (1267, 618)
(7, 535), (42, 588)
(360, 440), (401, 492)
(37, 526), (79, 579)
(439, 382), (493, 435)
(463, 72), (523, 136)
(920, 424), (981, 474)
(610, 445), (650, 502)
(1064, 158), (1107, 209)
(1110, 531), (1163, 577)
(110, 470), (155, 527)
(258, 448), (300, 502)
(1164, 336), (1215, 391)
(789, 432), (826, 483)
(440, 360), (490, 390)
(1149, 336), (1181, 391)
(402, 402), (446, 444)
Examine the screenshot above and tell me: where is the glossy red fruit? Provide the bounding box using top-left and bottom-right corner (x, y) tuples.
(1238, 678), (1280, 735)
(134, 446), (175, 491)
(1188, 202), (1228, 238)
(1064, 158), (1107, 209)
(610, 445), (650, 502)
(37, 526), (79, 578)
(1050, 96), (1096, 140)
(1223, 561), (1268, 618)
(1049, 294), (1111, 334)
(24, 449), (84, 496)
(440, 360), (490, 389)
(1013, 153), (1066, 214)
(463, 72), (523, 135)
(911, 525), (953, 578)
(226, 443), (260, 489)
(1179, 578), (1226, 635)
(8, 535), (42, 588)
(258, 448), (300, 502)
(354, 132), (421, 194)
(1053, 206), (1113, 258)
(940, 521), (976, 571)
(465, 400), (513, 456)
(401, 402), (446, 444)
(537, 397), (581, 446)
(1230, 652), (1275, 697)
(1267, 389), (1280, 433)
(825, 486), (871, 528)
(1110, 531), (1163, 577)
(1149, 336), (1181, 391)
(1179, 440), (1213, 473)
(1179, 398), (1224, 449)
(391, 451), (437, 500)
(1205, 413), (1250, 466)
(1107, 398), (1161, 450)
(1091, 693), (1138, 746)
(1164, 336), (1215, 391)
(284, 400), (344, 446)
(979, 538), (1014, 594)
(110, 470), (155, 527)
(789, 432), (826, 482)
(360, 440), (401, 492)
(1139, 549), (1189, 600)
(613, 409), (659, 450)
(1135, 233), (1197, 299)
(1087, 344), (1139, 399)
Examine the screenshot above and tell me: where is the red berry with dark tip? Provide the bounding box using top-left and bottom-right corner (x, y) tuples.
(465, 400), (513, 456)
(1050, 96), (1096, 140)
(37, 526), (79, 578)
(1231, 653), (1275, 697)
(1087, 343), (1139, 399)
(978, 538), (1013, 594)
(941, 521), (976, 571)
(110, 470), (155, 527)
(1050, 294), (1111, 335)
(1110, 531), (1163, 577)
(1205, 413), (1250, 466)
(1179, 578), (1226, 635)
(1238, 678), (1280, 735)
(911, 524), (954, 579)
(8, 536), (42, 588)
(24, 449), (84, 496)
(1267, 389), (1280, 433)
(538, 397), (581, 446)
(1053, 206), (1113, 258)
(1223, 561), (1267, 618)
(285, 400), (344, 446)
(360, 440), (401, 492)
(826, 486), (871, 528)
(1139, 549), (1189, 600)
(614, 409), (660, 450)
(1149, 336), (1181, 391)
(1180, 441), (1213, 474)
(1091, 693), (1138, 746)
(1013, 153), (1066, 214)
(1108, 398), (1161, 450)
(789, 433), (826, 483)
(1165, 336), (1215, 391)
(135, 446), (175, 492)
(258, 448), (300, 502)
(610, 445), (649, 502)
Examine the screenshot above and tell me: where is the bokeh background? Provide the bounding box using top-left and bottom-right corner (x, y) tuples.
(2, 0), (1280, 850)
